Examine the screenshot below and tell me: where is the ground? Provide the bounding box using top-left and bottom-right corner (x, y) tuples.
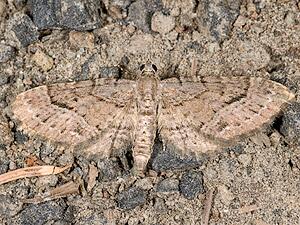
(0, 0), (300, 224)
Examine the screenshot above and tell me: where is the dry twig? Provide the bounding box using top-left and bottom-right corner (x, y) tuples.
(202, 188), (215, 225)
(22, 181), (80, 204)
(0, 164), (71, 185)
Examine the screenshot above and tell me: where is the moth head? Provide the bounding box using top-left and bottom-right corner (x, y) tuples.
(139, 63), (158, 78)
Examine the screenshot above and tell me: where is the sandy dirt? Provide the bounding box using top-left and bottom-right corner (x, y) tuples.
(0, 0), (300, 224)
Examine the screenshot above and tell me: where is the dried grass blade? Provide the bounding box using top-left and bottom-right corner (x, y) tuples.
(0, 164), (71, 185)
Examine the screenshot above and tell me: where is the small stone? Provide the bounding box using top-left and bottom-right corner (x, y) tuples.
(0, 160), (8, 174)
(97, 159), (122, 181)
(0, 195), (23, 218)
(151, 12), (176, 35)
(28, 0), (103, 31)
(151, 142), (204, 172)
(0, 114), (13, 146)
(156, 178), (179, 192)
(234, 15), (247, 27)
(14, 130), (29, 144)
(31, 49), (54, 71)
(0, 44), (16, 63)
(197, 0), (242, 42)
(179, 170), (204, 199)
(36, 175), (58, 187)
(127, 0), (163, 32)
(27, 0), (57, 29)
(11, 14), (39, 47)
(14, 200), (72, 225)
(280, 102), (300, 146)
(218, 185), (234, 206)
(135, 177), (153, 190)
(285, 11), (296, 26)
(69, 31), (95, 50)
(59, 0), (102, 30)
(117, 187), (146, 210)
(127, 1), (150, 32)
(237, 154), (252, 167)
(0, 0), (6, 17)
(58, 152), (74, 166)
(170, 7), (180, 17)
(269, 132), (282, 147)
(99, 66), (120, 78)
(13, 0), (27, 10)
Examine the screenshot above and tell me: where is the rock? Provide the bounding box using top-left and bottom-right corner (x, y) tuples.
(0, 195), (23, 219)
(0, 0), (6, 18)
(237, 154), (252, 167)
(0, 114), (13, 146)
(11, 14), (39, 47)
(156, 178), (179, 192)
(0, 1), (6, 17)
(284, 11), (296, 26)
(150, 141), (204, 172)
(280, 102), (300, 146)
(14, 130), (29, 144)
(97, 159), (122, 181)
(0, 160), (8, 174)
(28, 0), (103, 31)
(151, 12), (175, 34)
(218, 185), (234, 206)
(13, 0), (27, 10)
(196, 0), (242, 42)
(127, 0), (163, 32)
(135, 178), (153, 190)
(27, 0), (56, 29)
(117, 187), (146, 210)
(99, 66), (120, 78)
(0, 44), (16, 63)
(13, 201), (73, 225)
(69, 31), (95, 50)
(179, 170), (204, 200)
(31, 49), (54, 71)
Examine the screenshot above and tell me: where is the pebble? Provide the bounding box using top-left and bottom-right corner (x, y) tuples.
(28, 0), (102, 30)
(127, 0), (151, 32)
(11, 14), (39, 47)
(285, 11), (296, 26)
(150, 143), (203, 172)
(117, 187), (146, 210)
(14, 200), (73, 225)
(179, 170), (204, 199)
(196, 0), (242, 42)
(234, 15), (247, 27)
(218, 185), (234, 206)
(237, 154), (252, 167)
(14, 130), (29, 144)
(280, 102), (300, 146)
(156, 178), (179, 192)
(0, 195), (23, 219)
(134, 177), (153, 190)
(69, 31), (95, 50)
(0, 114), (13, 146)
(0, 44), (16, 63)
(31, 49), (54, 72)
(127, 0), (163, 32)
(97, 159), (122, 181)
(36, 175), (58, 187)
(151, 12), (176, 35)
(0, 0), (6, 17)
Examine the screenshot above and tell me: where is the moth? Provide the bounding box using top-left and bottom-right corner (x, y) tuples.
(11, 64), (295, 173)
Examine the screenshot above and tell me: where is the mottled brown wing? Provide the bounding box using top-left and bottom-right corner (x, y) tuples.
(158, 76), (295, 156)
(11, 78), (136, 158)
